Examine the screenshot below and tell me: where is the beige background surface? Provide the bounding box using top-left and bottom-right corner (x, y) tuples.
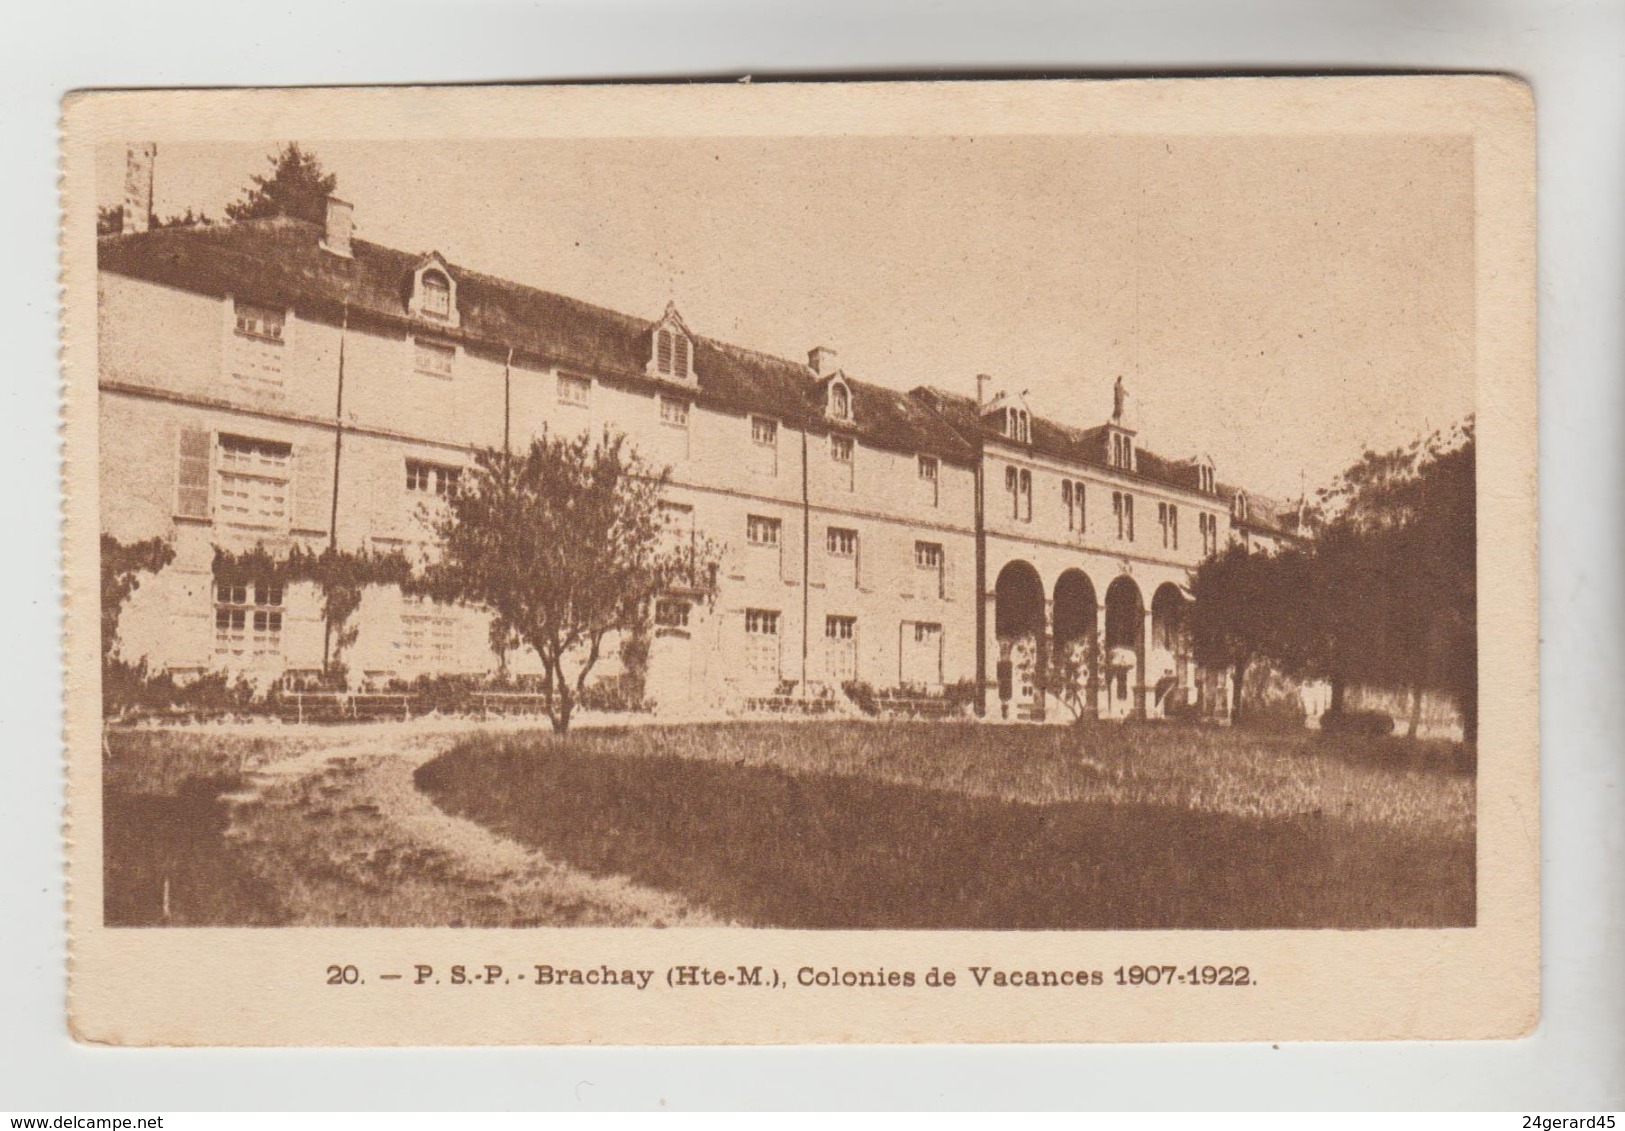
(60, 77), (1537, 1046)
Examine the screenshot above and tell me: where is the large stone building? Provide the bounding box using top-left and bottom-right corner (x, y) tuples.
(98, 168), (1301, 721)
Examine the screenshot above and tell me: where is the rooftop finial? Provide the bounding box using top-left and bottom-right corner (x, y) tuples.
(1112, 375), (1128, 423)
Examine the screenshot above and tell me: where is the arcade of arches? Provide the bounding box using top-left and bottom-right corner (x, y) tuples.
(990, 560), (1195, 721)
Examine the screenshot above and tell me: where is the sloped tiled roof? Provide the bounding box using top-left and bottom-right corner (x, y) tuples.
(914, 385), (1299, 536)
(97, 217), (974, 465)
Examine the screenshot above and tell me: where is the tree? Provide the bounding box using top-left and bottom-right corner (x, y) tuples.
(1034, 635), (1103, 723)
(1187, 543), (1285, 724)
(224, 143), (339, 227)
(97, 203), (212, 237)
(420, 430), (718, 734)
(1312, 421), (1476, 740)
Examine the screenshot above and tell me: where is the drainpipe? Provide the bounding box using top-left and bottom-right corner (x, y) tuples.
(973, 451), (987, 717)
(321, 304), (349, 673)
(503, 347), (513, 455)
(800, 424), (810, 695)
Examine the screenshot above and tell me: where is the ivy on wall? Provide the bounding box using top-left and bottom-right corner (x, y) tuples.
(211, 544), (416, 679)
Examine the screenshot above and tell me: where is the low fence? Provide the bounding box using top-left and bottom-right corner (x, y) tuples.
(277, 692), (417, 724)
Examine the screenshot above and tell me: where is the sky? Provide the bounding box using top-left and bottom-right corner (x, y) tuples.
(98, 134), (1475, 501)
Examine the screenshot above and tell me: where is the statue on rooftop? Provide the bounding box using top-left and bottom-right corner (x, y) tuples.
(1112, 375), (1128, 423)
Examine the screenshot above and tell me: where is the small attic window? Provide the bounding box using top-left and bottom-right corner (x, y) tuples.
(409, 258), (460, 327)
(1110, 432), (1134, 470)
(654, 326), (692, 381)
(1198, 464), (1215, 494)
(421, 271), (451, 320)
(1233, 492), (1249, 521)
(828, 380), (852, 422)
(1004, 407), (1030, 444)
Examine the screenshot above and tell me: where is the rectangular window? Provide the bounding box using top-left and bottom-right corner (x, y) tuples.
(421, 273), (452, 319)
(1114, 491), (1138, 541)
(659, 396), (690, 427)
(413, 337), (455, 378)
(745, 607), (781, 679)
(915, 541), (945, 598)
(1063, 480), (1086, 532)
(827, 527), (858, 557)
(655, 598), (691, 629)
(1169, 504), (1179, 550)
(824, 615), (857, 683)
(557, 373), (591, 407)
(901, 621), (944, 688)
(747, 514), (781, 547)
(216, 435), (291, 531)
(752, 416), (778, 445)
(918, 454), (940, 507)
(406, 460), (461, 497)
(830, 434), (855, 491)
(1018, 469), (1033, 522)
(400, 594), (457, 671)
(233, 300), (285, 343)
(1006, 465), (1019, 518)
(215, 581), (282, 659)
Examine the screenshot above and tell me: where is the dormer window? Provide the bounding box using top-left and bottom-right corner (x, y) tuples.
(421, 271), (451, 320)
(655, 327), (690, 380)
(1110, 432), (1134, 471)
(648, 303), (697, 384)
(1233, 492), (1249, 522)
(828, 380), (852, 422)
(1005, 407), (1031, 444)
(1198, 464), (1215, 494)
(408, 254), (460, 327)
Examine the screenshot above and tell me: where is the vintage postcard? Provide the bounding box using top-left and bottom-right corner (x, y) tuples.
(60, 77), (1537, 1045)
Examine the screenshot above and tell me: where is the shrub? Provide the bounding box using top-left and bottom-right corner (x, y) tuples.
(1236, 694), (1306, 734)
(576, 673), (654, 714)
(841, 680), (880, 717)
(1320, 708), (1397, 737)
(103, 658), (265, 721)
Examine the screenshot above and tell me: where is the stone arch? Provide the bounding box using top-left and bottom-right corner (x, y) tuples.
(994, 560), (1046, 719)
(1103, 575), (1145, 719)
(1053, 569), (1099, 717)
(1150, 581), (1191, 715)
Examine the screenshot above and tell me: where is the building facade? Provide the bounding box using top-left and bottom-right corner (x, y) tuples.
(99, 176), (1301, 721)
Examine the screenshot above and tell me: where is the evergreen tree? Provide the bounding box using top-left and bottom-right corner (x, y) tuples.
(224, 143), (339, 227)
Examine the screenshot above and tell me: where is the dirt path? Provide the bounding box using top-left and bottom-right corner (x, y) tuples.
(222, 728), (723, 927)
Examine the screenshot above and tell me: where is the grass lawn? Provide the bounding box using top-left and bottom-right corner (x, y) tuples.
(415, 720), (1475, 930)
(101, 730), (322, 926)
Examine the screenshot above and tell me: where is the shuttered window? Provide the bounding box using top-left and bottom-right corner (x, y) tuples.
(176, 426), (212, 519)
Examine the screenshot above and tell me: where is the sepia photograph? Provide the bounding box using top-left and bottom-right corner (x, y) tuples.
(61, 79), (1537, 1045)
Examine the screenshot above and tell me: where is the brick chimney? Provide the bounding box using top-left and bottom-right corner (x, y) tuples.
(121, 143), (155, 235)
(320, 196), (354, 257)
(808, 345), (839, 378)
(976, 373), (992, 407)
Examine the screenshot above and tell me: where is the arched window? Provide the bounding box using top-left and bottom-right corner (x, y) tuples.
(829, 381), (851, 421)
(1006, 408), (1031, 443)
(1233, 492), (1249, 521)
